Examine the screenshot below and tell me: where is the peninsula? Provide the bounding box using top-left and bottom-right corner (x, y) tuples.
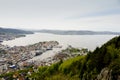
(0, 27), (33, 42)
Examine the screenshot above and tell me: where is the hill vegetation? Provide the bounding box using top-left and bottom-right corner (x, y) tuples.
(0, 36), (120, 80)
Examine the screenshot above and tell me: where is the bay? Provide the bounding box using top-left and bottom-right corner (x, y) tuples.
(2, 33), (117, 51)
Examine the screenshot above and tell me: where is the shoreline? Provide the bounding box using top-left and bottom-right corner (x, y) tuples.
(1, 33), (116, 51)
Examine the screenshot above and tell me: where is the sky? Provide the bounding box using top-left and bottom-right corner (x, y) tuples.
(0, 0), (120, 31)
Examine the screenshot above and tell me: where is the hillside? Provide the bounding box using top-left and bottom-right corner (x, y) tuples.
(0, 27), (33, 34)
(35, 29), (120, 35)
(0, 36), (120, 80)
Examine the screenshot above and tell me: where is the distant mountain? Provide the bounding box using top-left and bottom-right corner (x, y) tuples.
(0, 27), (33, 34)
(35, 29), (120, 35)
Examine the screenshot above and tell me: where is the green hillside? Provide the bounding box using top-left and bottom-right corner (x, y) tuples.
(1, 36), (120, 80)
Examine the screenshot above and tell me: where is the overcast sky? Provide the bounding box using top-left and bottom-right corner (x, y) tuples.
(0, 0), (120, 31)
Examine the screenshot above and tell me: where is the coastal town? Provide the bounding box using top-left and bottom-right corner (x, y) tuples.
(0, 29), (89, 80)
(0, 38), (88, 75)
(0, 41), (59, 73)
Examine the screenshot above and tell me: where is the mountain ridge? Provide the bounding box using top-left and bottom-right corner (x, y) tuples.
(0, 27), (33, 34)
(34, 29), (120, 35)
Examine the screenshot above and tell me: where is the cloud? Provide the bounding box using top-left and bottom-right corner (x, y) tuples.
(65, 8), (120, 19)
(0, 0), (120, 31)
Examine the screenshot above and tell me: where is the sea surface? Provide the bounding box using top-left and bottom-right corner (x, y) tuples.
(2, 33), (117, 61)
(2, 33), (117, 51)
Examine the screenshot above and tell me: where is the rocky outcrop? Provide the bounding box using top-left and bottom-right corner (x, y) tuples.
(96, 68), (112, 80)
(96, 67), (120, 80)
